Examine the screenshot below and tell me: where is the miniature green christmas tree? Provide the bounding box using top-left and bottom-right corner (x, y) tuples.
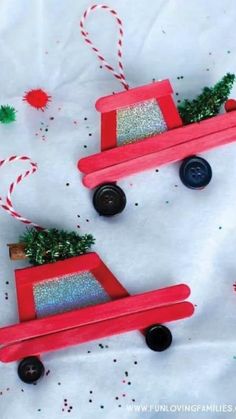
(178, 73), (235, 124)
(20, 228), (95, 266)
(0, 105), (16, 124)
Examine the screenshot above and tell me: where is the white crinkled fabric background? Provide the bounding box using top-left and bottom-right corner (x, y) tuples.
(0, 0), (236, 418)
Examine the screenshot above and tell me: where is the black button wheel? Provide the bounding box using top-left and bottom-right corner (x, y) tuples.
(179, 156), (212, 189)
(145, 324), (172, 352)
(93, 184), (126, 216)
(18, 356), (45, 384)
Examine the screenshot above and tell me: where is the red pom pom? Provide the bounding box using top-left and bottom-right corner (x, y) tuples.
(225, 99), (236, 113)
(23, 89), (51, 110)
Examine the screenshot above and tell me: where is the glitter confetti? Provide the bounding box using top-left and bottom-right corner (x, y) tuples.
(62, 398), (74, 413)
(117, 99), (167, 145)
(35, 117), (55, 141)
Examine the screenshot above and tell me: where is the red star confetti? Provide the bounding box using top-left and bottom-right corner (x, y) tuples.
(23, 89), (51, 110)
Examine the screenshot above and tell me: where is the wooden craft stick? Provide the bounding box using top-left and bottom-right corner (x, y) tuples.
(83, 125), (236, 188)
(0, 302), (194, 362)
(101, 111), (117, 151)
(95, 79), (173, 112)
(14, 253), (101, 286)
(78, 110), (236, 175)
(0, 284), (190, 346)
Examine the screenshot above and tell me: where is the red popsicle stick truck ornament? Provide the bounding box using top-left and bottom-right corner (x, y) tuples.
(0, 252), (194, 383)
(77, 5), (236, 216)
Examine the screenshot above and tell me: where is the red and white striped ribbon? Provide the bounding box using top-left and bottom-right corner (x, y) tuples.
(0, 156), (42, 229)
(80, 4), (129, 90)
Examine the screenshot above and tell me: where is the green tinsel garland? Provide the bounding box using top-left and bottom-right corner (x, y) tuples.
(0, 105), (16, 124)
(178, 73), (235, 124)
(20, 228), (95, 266)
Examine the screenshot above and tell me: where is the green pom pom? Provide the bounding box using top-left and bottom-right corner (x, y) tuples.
(20, 228), (95, 266)
(0, 105), (16, 124)
(178, 73), (235, 124)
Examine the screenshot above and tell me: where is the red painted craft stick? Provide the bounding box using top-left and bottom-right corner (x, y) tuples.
(78, 111), (236, 175)
(101, 111), (117, 151)
(0, 284), (190, 347)
(83, 125), (236, 188)
(15, 253), (101, 287)
(0, 302), (194, 362)
(95, 79), (173, 112)
(92, 263), (129, 300)
(158, 96), (183, 129)
(15, 284), (35, 324)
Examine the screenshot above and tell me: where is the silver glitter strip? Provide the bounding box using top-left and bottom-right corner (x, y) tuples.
(33, 271), (110, 318)
(117, 98), (167, 145)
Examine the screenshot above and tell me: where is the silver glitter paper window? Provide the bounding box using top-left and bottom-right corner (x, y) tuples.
(33, 271), (110, 318)
(117, 98), (167, 145)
